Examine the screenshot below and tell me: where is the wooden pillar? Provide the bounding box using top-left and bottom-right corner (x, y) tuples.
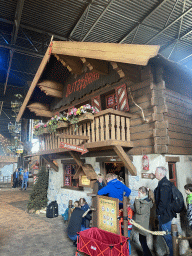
(68, 200), (73, 222)
(172, 224), (179, 256)
(123, 196), (128, 237)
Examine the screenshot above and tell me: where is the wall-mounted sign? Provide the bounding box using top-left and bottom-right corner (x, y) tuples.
(16, 148), (23, 154)
(60, 142), (88, 155)
(66, 72), (100, 98)
(141, 173), (155, 179)
(80, 175), (90, 186)
(97, 195), (119, 234)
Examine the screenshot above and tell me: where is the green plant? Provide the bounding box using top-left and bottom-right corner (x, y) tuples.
(27, 166), (49, 211)
(46, 114), (68, 133)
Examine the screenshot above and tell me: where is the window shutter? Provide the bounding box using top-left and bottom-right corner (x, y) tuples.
(91, 96), (101, 112)
(116, 84), (129, 111)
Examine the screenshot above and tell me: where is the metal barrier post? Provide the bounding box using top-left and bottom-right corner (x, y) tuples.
(172, 224), (179, 256)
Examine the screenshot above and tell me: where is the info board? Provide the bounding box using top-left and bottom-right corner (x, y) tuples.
(97, 195), (119, 234)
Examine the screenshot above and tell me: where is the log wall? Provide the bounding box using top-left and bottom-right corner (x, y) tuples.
(123, 65), (156, 155)
(164, 89), (192, 155)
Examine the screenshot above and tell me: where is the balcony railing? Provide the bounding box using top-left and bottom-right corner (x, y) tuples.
(39, 109), (132, 152)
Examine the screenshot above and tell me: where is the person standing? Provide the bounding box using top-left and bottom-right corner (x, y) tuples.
(67, 201), (90, 244)
(79, 198), (91, 228)
(98, 173), (131, 208)
(154, 166), (176, 256)
(184, 184), (192, 229)
(21, 169), (29, 190)
(13, 168), (19, 188)
(92, 173), (106, 194)
(134, 186), (154, 256)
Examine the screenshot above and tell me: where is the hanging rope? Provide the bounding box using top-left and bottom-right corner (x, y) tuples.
(128, 219), (170, 236)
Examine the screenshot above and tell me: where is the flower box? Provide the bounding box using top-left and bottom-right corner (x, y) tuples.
(78, 113), (94, 123)
(42, 128), (49, 134)
(57, 122), (69, 129)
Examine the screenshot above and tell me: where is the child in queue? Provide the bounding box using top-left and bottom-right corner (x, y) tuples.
(134, 186), (154, 256)
(79, 198), (91, 228)
(184, 184), (192, 229)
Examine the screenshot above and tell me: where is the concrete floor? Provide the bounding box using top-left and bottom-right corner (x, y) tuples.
(1, 188), (192, 256)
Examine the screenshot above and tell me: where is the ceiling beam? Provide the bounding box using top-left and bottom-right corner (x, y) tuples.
(69, 1), (92, 39)
(4, 50), (14, 95)
(4, 0), (25, 95)
(119, 0), (169, 44)
(81, 0), (115, 42)
(0, 17), (68, 42)
(11, 0), (25, 45)
(0, 44), (43, 58)
(146, 6), (192, 44)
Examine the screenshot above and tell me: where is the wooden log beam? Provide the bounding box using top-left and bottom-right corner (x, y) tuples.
(41, 155), (58, 172)
(113, 145), (137, 176)
(27, 103), (49, 111)
(39, 86), (63, 98)
(69, 151), (84, 167)
(54, 54), (83, 75)
(81, 57), (109, 75)
(38, 80), (63, 91)
(32, 110), (53, 118)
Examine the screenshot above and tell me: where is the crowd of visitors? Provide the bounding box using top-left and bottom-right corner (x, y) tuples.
(67, 167), (192, 256)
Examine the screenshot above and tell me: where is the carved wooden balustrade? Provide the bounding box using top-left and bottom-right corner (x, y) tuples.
(39, 109), (132, 151)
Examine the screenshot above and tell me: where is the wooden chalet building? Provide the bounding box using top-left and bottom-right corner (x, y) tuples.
(17, 42), (192, 216)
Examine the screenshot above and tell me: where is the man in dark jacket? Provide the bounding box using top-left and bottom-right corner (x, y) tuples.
(98, 173), (131, 202)
(154, 166), (176, 256)
(13, 168), (19, 188)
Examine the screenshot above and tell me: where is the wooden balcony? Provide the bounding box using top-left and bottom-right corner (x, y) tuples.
(39, 109), (133, 152)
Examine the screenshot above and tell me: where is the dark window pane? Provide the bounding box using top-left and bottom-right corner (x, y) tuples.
(169, 164), (173, 179)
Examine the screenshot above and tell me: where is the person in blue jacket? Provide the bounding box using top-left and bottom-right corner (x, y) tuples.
(98, 173), (131, 206)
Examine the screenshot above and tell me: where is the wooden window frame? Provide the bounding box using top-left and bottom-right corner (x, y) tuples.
(63, 163), (81, 189)
(105, 92), (118, 110)
(168, 162), (177, 187)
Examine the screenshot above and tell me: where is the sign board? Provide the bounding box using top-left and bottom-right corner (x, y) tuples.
(80, 175), (90, 186)
(141, 173), (155, 179)
(16, 148), (23, 154)
(97, 195), (119, 234)
(60, 142), (88, 155)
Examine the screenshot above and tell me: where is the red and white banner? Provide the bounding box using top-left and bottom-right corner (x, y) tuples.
(59, 142), (88, 155)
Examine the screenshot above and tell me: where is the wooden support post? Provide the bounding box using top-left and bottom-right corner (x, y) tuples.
(41, 155), (58, 172)
(69, 151), (84, 167)
(113, 145), (137, 176)
(91, 194), (98, 228)
(172, 224), (179, 256)
(123, 196), (128, 237)
(68, 200), (73, 223)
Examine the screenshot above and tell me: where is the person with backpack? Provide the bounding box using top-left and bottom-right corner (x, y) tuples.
(134, 186), (154, 256)
(154, 167), (176, 256)
(184, 184), (192, 229)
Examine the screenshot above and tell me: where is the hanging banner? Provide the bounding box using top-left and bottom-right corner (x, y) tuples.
(59, 142), (88, 155)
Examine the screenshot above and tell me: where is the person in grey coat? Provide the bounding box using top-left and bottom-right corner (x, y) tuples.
(134, 186), (154, 256)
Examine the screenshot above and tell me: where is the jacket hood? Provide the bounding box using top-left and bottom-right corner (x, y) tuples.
(140, 198), (153, 208)
(110, 179), (122, 189)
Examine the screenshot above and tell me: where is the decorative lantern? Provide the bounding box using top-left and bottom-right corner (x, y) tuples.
(142, 155), (149, 171)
